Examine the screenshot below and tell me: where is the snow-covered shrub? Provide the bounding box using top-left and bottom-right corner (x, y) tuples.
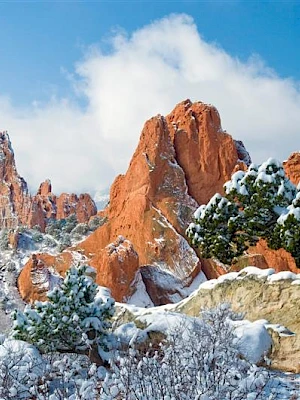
(0, 229), (9, 250)
(71, 223), (89, 240)
(12, 265), (115, 363)
(32, 230), (43, 243)
(64, 214), (78, 233)
(187, 158), (300, 266)
(0, 341), (103, 399)
(107, 304), (270, 400)
(88, 216), (107, 231)
(40, 353), (101, 399)
(0, 339), (45, 399)
(58, 232), (72, 251)
(43, 235), (57, 248)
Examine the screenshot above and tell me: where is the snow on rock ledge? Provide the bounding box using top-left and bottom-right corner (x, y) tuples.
(176, 266), (300, 373)
(197, 266), (300, 291)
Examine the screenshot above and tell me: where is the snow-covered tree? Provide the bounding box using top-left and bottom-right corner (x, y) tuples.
(12, 265), (115, 364)
(187, 158), (300, 266)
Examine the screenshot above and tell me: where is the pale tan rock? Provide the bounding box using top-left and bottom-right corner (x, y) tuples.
(176, 272), (300, 373)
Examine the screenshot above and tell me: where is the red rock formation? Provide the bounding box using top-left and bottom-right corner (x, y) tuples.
(166, 100), (251, 204)
(74, 100), (247, 303)
(55, 193), (97, 223)
(18, 252), (73, 303)
(284, 152), (300, 186)
(0, 132), (97, 231)
(92, 236), (139, 301)
(37, 179), (52, 196)
(20, 100), (300, 304)
(246, 239), (299, 274)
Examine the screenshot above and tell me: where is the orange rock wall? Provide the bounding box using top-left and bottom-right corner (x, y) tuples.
(76, 100), (248, 300)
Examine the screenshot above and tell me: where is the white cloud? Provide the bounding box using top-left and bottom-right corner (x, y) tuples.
(1, 13), (300, 195)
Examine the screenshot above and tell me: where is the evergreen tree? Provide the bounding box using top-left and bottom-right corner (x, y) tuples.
(187, 158), (300, 266)
(12, 265), (115, 361)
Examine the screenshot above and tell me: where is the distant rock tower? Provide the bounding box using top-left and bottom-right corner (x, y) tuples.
(0, 131), (97, 231)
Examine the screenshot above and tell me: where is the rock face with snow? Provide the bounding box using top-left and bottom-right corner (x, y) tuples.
(91, 236), (140, 302)
(18, 253), (72, 303)
(74, 100), (248, 302)
(176, 267), (300, 373)
(0, 132), (96, 231)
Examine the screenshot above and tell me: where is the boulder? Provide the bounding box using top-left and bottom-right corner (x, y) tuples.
(176, 268), (300, 373)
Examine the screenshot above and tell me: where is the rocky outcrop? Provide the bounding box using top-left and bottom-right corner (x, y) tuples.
(284, 152), (300, 186)
(16, 100), (300, 304)
(245, 239), (299, 274)
(0, 131), (96, 231)
(201, 238), (299, 281)
(92, 236), (139, 301)
(17, 100), (253, 303)
(74, 100), (248, 302)
(176, 267), (300, 373)
(166, 100), (251, 205)
(18, 252), (73, 303)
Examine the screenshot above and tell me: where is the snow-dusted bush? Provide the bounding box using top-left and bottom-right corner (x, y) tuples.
(0, 340), (103, 399)
(32, 230), (43, 243)
(106, 304), (270, 400)
(2, 304), (291, 399)
(43, 234), (57, 248)
(12, 265), (115, 363)
(58, 232), (72, 251)
(0, 339), (45, 399)
(0, 229), (9, 250)
(39, 353), (101, 399)
(64, 214), (78, 233)
(187, 158), (300, 266)
(71, 223), (89, 237)
(88, 215), (107, 231)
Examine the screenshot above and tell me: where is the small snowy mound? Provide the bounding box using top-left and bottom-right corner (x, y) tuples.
(232, 320), (272, 363)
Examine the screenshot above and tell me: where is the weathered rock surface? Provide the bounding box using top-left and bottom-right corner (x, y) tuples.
(0, 131), (96, 231)
(284, 152), (300, 186)
(75, 100), (248, 302)
(201, 237), (300, 280)
(91, 236), (139, 301)
(17, 100), (300, 305)
(175, 268), (300, 373)
(245, 239), (299, 274)
(18, 252), (73, 303)
(166, 100), (251, 205)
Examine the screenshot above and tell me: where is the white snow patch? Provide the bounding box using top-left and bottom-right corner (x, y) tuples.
(232, 319), (272, 364)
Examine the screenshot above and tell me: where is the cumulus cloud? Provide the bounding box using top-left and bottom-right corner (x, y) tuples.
(0, 13), (300, 195)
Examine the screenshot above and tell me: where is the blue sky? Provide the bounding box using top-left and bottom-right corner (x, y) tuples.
(0, 1), (300, 194)
(1, 1), (299, 105)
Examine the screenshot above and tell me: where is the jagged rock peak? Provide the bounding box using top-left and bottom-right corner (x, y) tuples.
(37, 179), (52, 196)
(0, 131), (97, 231)
(165, 99), (248, 205)
(19, 100), (252, 303)
(71, 100), (247, 301)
